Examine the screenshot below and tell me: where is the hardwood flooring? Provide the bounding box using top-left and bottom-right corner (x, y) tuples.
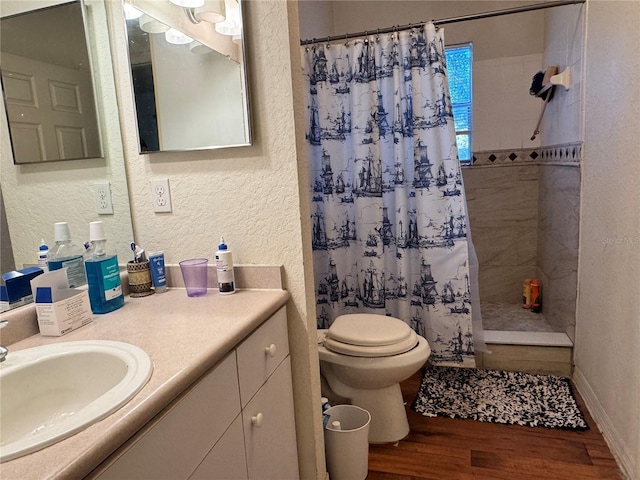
(367, 371), (624, 479)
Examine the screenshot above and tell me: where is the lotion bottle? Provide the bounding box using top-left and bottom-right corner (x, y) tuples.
(215, 237), (236, 295)
(84, 221), (124, 314)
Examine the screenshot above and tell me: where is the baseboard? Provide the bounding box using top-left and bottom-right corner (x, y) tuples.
(573, 367), (635, 480)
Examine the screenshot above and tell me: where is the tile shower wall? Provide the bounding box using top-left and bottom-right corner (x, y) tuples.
(537, 144), (582, 342)
(463, 162), (538, 304)
(463, 144), (581, 339)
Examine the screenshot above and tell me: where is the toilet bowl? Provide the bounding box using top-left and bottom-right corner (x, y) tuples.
(318, 314), (431, 443)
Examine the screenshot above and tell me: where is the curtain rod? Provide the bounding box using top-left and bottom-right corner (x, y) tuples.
(299, 0), (585, 46)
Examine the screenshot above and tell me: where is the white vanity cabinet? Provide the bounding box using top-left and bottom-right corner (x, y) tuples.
(89, 307), (298, 480)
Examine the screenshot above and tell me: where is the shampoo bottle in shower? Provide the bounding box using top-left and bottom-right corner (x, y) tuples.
(530, 278), (541, 313)
(84, 221), (124, 314)
(522, 278), (532, 309)
(48, 222), (87, 287)
(215, 237), (236, 295)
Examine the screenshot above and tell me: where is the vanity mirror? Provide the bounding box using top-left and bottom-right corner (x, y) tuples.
(1, 0), (134, 280)
(0, 0), (103, 164)
(123, 0), (251, 153)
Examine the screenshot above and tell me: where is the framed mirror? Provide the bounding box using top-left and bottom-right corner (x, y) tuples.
(123, 0), (251, 153)
(0, 0), (103, 164)
(1, 0), (134, 282)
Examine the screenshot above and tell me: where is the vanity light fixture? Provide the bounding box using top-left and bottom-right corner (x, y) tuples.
(184, 0), (226, 25)
(189, 40), (213, 54)
(214, 0), (241, 36)
(139, 14), (170, 34)
(165, 27), (193, 45)
(169, 0), (204, 8)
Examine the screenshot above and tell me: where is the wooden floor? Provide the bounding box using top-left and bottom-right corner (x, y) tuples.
(367, 371), (624, 479)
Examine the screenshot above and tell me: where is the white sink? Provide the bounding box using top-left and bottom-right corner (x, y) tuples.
(0, 340), (153, 462)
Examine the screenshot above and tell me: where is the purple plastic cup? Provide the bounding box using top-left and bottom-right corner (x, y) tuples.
(179, 258), (209, 297)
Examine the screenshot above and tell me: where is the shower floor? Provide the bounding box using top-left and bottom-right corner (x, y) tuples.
(481, 302), (559, 332)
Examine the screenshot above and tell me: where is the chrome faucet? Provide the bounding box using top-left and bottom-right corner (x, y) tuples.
(0, 321), (8, 362)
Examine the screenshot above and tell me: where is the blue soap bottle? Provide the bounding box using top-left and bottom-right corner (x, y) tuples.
(84, 221), (124, 314)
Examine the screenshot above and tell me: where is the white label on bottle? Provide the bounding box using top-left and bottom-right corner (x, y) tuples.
(217, 267), (234, 283)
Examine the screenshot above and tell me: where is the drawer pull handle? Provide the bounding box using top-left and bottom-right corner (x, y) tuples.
(265, 344), (277, 357)
(252, 412), (264, 427)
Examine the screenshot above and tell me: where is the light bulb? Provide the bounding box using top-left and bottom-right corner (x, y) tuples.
(123, 4), (143, 20)
(169, 0), (205, 7)
(165, 28), (193, 45)
(139, 14), (169, 34)
(189, 40), (212, 55)
(214, 0), (241, 36)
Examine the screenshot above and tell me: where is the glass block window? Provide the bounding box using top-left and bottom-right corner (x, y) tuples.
(445, 43), (473, 164)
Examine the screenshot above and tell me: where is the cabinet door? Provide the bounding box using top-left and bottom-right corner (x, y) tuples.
(94, 352), (240, 480)
(236, 307), (289, 407)
(242, 357), (299, 480)
(190, 415), (248, 480)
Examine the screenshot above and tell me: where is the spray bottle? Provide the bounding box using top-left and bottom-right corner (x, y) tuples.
(215, 237), (236, 295)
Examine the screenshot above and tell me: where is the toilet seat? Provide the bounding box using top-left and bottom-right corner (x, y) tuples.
(324, 314), (418, 357)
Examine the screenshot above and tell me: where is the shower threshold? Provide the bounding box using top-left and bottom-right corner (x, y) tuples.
(478, 302), (573, 376)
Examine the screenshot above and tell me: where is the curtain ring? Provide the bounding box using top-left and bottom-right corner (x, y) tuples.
(325, 36), (330, 48)
(376, 28), (380, 43)
(364, 31), (368, 44)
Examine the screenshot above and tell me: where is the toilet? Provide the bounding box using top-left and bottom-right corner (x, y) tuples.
(318, 313), (431, 443)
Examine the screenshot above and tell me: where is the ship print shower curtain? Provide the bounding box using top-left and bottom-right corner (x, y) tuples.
(302, 23), (475, 367)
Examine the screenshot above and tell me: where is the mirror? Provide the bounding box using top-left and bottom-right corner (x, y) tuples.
(1, 0), (134, 282)
(123, 0), (251, 153)
(1, 1), (103, 164)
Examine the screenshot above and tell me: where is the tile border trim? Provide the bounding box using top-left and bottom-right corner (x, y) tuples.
(469, 142), (582, 167)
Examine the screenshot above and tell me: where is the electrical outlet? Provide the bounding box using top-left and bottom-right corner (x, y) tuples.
(151, 178), (172, 213)
(93, 182), (114, 215)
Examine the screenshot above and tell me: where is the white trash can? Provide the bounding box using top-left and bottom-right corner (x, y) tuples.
(324, 405), (371, 480)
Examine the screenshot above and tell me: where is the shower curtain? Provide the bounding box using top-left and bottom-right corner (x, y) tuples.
(302, 23), (476, 367)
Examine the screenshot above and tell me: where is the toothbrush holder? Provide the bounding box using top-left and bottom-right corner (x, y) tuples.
(127, 260), (155, 297)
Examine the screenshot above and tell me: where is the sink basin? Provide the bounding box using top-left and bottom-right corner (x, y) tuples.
(0, 340), (153, 462)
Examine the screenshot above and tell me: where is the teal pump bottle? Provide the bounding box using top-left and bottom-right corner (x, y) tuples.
(84, 221), (124, 314)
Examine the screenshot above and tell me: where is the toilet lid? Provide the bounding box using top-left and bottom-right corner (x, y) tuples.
(324, 314), (418, 357)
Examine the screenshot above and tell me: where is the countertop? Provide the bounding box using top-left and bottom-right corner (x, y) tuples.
(0, 286), (290, 480)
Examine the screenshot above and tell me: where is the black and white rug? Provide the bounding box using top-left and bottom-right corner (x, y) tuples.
(411, 366), (589, 430)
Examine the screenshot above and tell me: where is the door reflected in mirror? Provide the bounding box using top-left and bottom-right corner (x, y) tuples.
(123, 0), (251, 153)
(0, 1), (103, 164)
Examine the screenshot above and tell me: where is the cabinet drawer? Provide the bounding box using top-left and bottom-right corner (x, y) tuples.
(94, 352), (240, 480)
(236, 307), (289, 407)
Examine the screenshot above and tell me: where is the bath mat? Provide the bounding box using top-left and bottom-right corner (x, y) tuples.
(411, 366), (588, 430)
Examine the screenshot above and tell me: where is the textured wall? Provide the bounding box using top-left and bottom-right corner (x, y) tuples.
(575, 1), (640, 478)
(106, 1), (323, 478)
